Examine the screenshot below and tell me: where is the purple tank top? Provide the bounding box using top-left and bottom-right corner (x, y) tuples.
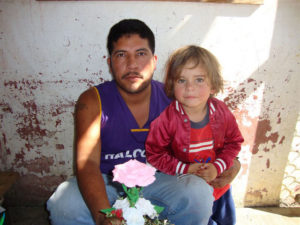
(95, 80), (170, 174)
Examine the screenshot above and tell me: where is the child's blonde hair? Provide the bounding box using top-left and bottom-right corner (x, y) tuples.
(164, 45), (223, 99)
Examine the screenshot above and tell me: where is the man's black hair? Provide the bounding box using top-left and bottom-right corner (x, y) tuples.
(107, 19), (155, 55)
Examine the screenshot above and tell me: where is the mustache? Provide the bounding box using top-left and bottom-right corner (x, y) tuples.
(122, 72), (142, 79)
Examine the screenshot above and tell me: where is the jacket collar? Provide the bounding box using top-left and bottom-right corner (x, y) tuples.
(174, 99), (216, 116)
(175, 100), (185, 115)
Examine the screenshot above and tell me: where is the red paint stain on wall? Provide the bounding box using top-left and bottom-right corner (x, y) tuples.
(0, 133), (11, 155)
(56, 144), (64, 150)
(55, 119), (62, 127)
(16, 100), (48, 151)
(0, 101), (13, 113)
(266, 159), (270, 168)
(252, 119), (279, 154)
(2, 133), (7, 145)
(247, 190), (263, 200)
(4, 79), (43, 95)
(246, 188), (268, 200)
(51, 101), (75, 117)
(15, 156), (54, 174)
(78, 78), (95, 87)
(15, 149), (25, 162)
(224, 78), (263, 111)
(277, 112), (281, 124)
(279, 136), (285, 144)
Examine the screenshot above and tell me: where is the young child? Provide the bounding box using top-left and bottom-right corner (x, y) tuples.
(145, 45), (244, 200)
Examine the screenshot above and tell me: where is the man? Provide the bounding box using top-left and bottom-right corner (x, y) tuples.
(47, 19), (240, 225)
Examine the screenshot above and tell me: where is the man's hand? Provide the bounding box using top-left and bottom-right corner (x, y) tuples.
(102, 218), (123, 225)
(210, 158), (241, 188)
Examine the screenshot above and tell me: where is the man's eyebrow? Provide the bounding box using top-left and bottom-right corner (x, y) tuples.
(136, 48), (149, 52)
(112, 48), (150, 56)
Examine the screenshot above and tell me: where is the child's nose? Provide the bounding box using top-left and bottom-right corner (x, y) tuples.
(186, 81), (195, 90)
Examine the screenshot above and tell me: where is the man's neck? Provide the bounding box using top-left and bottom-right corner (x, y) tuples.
(117, 84), (152, 128)
(117, 84), (151, 104)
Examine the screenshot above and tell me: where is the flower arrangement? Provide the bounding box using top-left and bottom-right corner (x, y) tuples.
(100, 159), (172, 225)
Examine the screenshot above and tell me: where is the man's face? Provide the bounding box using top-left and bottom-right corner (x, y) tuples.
(108, 34), (157, 94)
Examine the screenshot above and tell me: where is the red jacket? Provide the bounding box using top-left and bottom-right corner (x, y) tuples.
(145, 98), (244, 176)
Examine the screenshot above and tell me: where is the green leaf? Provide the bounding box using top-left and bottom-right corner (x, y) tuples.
(122, 184), (140, 207)
(154, 205), (164, 214)
(100, 208), (116, 214)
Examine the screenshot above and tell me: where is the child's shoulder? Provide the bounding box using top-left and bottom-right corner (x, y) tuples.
(209, 97), (231, 112)
(209, 97), (226, 107)
(156, 100), (179, 120)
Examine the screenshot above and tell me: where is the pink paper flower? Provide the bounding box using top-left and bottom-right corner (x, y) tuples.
(112, 159), (156, 188)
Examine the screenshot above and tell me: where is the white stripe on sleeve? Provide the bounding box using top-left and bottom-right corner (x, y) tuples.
(176, 161), (182, 174)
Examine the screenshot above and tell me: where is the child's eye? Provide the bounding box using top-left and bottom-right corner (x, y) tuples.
(196, 78), (204, 83)
(177, 79), (185, 84)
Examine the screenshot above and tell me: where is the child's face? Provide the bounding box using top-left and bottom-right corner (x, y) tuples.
(174, 61), (214, 111)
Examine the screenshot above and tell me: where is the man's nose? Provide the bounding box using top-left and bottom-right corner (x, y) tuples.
(127, 55), (138, 69)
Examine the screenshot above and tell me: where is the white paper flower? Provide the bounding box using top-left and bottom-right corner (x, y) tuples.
(112, 198), (130, 211)
(135, 198), (158, 219)
(123, 207), (145, 225)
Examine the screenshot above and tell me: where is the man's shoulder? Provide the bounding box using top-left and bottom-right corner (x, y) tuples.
(95, 80), (119, 97)
(151, 80), (170, 99)
(95, 80), (115, 90)
(151, 80), (164, 90)
(151, 80), (171, 109)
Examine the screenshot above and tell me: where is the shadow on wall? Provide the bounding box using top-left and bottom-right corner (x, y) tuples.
(223, 1), (300, 207)
(163, 0), (299, 207)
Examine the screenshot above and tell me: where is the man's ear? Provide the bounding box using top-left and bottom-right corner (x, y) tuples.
(153, 55), (158, 71)
(107, 57), (112, 73)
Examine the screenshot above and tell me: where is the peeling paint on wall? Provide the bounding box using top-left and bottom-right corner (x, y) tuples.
(246, 188), (269, 204)
(253, 120), (279, 154)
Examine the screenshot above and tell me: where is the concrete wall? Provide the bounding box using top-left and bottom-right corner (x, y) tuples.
(0, 0), (299, 207)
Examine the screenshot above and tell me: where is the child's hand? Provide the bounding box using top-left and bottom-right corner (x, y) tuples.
(194, 163), (218, 182)
(187, 163), (203, 174)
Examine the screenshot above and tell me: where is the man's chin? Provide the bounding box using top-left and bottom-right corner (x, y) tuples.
(117, 81), (151, 95)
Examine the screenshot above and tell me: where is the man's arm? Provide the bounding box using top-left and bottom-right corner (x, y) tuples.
(210, 158), (241, 188)
(75, 88), (114, 225)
